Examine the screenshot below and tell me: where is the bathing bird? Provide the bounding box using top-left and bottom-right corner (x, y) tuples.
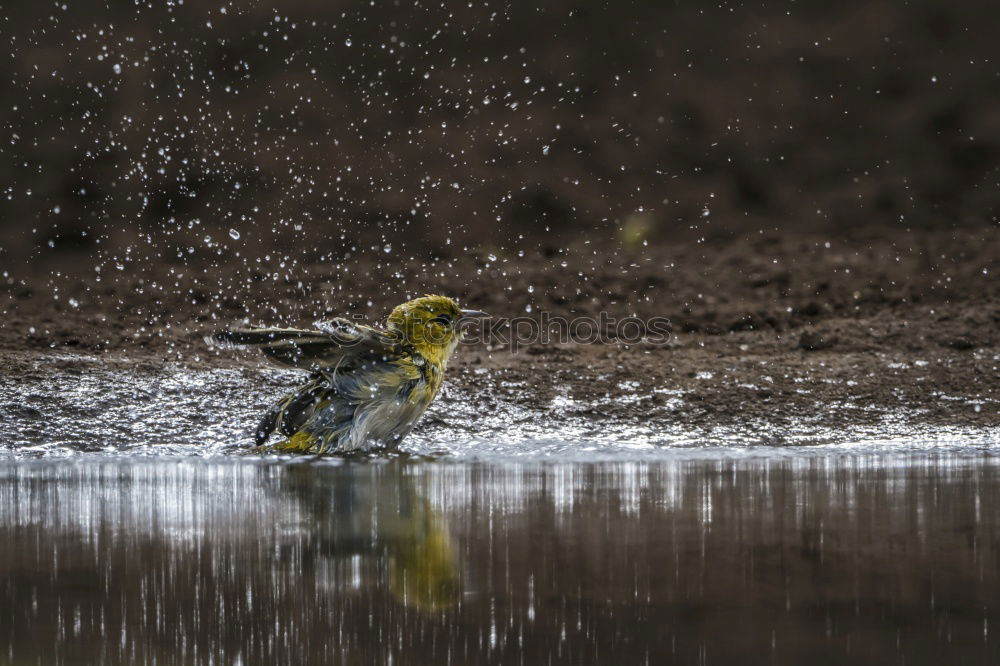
(210, 295), (487, 453)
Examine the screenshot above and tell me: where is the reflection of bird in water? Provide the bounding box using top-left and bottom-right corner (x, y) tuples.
(210, 295), (487, 453)
(275, 462), (460, 611)
(388, 497), (460, 611)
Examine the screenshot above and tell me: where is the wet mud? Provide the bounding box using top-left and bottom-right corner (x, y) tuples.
(1, 229), (996, 453)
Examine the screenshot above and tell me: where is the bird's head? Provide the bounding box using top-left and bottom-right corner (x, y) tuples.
(387, 295), (487, 366)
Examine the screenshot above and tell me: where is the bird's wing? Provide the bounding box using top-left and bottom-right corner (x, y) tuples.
(209, 317), (407, 370)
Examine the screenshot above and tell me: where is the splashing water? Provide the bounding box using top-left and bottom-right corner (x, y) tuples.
(1, 353), (996, 460)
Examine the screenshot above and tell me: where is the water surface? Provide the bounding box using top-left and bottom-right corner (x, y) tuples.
(2, 452), (998, 665)
(1, 356), (995, 458)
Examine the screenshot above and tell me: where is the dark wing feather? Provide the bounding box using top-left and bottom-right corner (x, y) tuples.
(210, 317), (406, 371)
(254, 376), (329, 444)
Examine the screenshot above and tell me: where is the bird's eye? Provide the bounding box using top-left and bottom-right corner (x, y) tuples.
(431, 314), (453, 327)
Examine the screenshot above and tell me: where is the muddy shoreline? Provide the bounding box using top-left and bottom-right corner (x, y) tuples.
(1, 227), (996, 448)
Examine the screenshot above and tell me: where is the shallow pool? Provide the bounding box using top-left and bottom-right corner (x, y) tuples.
(2, 451), (999, 664)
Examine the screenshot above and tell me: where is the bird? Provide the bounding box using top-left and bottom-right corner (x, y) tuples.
(209, 295), (488, 454)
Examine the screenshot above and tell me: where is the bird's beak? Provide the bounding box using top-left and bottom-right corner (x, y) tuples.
(459, 309), (490, 321)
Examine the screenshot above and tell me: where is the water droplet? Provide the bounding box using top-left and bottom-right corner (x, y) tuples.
(345, 38), (352, 47)
(113, 63), (122, 75)
(228, 228), (240, 240)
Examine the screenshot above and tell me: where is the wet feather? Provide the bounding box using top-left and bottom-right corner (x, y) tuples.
(210, 295), (486, 453)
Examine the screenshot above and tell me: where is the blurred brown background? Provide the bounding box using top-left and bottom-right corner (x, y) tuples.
(2, 0), (998, 270)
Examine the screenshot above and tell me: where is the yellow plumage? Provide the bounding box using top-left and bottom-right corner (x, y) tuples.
(211, 295), (487, 454)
